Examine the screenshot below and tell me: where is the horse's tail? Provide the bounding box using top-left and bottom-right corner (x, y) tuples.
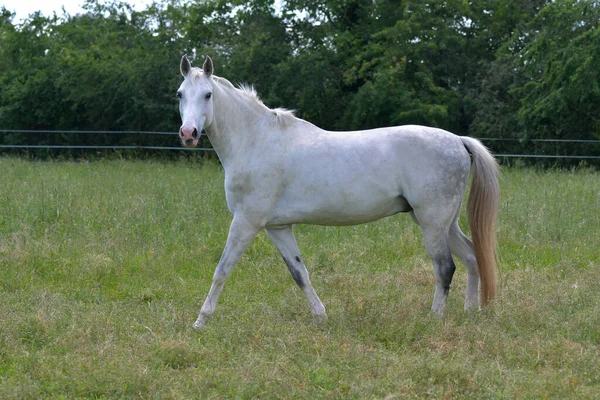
(460, 136), (500, 306)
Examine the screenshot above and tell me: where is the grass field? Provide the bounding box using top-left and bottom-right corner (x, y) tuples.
(0, 157), (598, 398)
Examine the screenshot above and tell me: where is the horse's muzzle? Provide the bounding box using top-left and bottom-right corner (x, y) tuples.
(180, 125), (199, 148)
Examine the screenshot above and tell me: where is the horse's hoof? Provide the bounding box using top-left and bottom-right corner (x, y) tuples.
(431, 307), (446, 317)
(193, 317), (208, 330)
(313, 313), (328, 324)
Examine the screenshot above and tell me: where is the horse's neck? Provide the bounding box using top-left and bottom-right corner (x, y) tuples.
(205, 84), (268, 168)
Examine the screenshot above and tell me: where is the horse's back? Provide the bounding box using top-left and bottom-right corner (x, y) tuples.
(291, 124), (471, 193)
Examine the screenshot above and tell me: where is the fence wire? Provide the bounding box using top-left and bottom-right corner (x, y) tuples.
(1, 130), (599, 159)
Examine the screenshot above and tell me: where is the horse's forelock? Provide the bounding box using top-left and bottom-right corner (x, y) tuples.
(190, 68), (207, 83)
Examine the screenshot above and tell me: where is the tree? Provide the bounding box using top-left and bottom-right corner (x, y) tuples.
(470, 0), (600, 160)
(516, 0), (600, 141)
(0, 1), (186, 150)
(469, 0), (550, 140)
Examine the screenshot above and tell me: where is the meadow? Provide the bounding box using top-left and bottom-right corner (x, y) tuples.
(0, 157), (598, 398)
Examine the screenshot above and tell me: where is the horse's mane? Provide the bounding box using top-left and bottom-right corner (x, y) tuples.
(213, 75), (297, 127)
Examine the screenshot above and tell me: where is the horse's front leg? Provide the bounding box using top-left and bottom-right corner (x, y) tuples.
(265, 225), (327, 321)
(194, 215), (260, 329)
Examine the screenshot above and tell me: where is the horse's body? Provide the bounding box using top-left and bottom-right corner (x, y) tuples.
(177, 56), (499, 329)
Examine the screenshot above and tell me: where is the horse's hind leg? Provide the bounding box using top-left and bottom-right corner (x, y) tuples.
(448, 220), (479, 310)
(412, 210), (456, 315)
(266, 225), (327, 320)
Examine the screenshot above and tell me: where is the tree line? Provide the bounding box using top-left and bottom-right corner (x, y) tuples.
(1, 0), (599, 162)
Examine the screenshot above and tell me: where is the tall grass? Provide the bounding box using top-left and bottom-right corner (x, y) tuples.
(0, 158), (598, 398)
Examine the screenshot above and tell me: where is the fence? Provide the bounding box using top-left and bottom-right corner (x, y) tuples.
(0, 130), (212, 152)
(1, 130), (599, 159)
(478, 137), (600, 160)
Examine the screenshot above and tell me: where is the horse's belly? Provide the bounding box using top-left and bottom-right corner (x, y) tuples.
(267, 189), (411, 226)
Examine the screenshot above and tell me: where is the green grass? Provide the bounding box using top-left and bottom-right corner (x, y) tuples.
(0, 157), (598, 398)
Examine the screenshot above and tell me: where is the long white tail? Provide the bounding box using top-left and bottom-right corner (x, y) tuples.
(460, 137), (500, 306)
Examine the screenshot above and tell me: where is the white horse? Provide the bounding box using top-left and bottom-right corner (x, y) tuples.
(177, 56), (500, 329)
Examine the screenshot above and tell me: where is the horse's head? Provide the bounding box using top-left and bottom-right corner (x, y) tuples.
(177, 55), (214, 148)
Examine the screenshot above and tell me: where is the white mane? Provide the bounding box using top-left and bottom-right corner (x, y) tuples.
(219, 77), (297, 127)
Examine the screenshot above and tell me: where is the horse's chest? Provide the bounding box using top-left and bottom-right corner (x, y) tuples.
(224, 168), (284, 213)
(225, 172), (252, 194)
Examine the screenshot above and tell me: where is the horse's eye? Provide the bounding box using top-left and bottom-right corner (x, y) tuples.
(205, 92), (212, 100)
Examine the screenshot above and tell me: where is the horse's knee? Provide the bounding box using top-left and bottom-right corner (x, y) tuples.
(212, 266), (229, 284)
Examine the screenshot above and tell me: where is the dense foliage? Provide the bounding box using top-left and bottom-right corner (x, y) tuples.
(0, 0), (599, 160)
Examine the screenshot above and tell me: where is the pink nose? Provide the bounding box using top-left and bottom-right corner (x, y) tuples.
(179, 125), (199, 146)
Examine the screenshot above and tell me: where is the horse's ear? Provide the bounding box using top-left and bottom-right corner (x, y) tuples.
(203, 56), (214, 77)
(180, 55), (192, 77)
